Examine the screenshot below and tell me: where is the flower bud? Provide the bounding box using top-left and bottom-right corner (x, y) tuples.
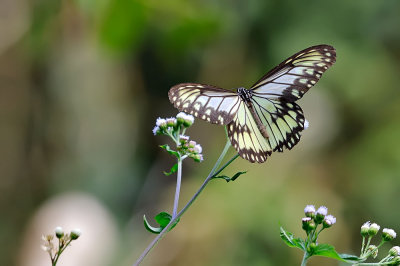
(188, 140), (196, 148)
(382, 228), (397, 241)
(368, 223), (380, 236)
(176, 112), (186, 126)
(179, 135), (190, 144)
(152, 126), (162, 135)
(166, 117), (177, 127)
(367, 245), (378, 258)
(389, 246), (400, 257)
(361, 221), (371, 237)
(392, 256), (400, 264)
(315, 206), (328, 224)
(308, 243), (317, 253)
(302, 217), (312, 232)
(191, 153), (203, 162)
(156, 118), (168, 130)
(70, 229), (81, 240)
(177, 113), (194, 127)
(194, 144), (202, 154)
(55, 227), (64, 239)
(323, 215), (336, 228)
(304, 205), (315, 218)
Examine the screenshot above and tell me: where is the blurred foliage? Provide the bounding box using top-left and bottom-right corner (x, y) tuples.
(1, 0), (400, 265)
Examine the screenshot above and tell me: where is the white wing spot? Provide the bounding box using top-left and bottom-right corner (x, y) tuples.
(325, 52), (331, 56)
(310, 80), (316, 84)
(299, 79), (307, 84)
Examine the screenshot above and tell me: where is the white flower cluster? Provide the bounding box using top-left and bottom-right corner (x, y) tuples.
(153, 113), (195, 136)
(179, 134), (203, 162)
(302, 204), (336, 230)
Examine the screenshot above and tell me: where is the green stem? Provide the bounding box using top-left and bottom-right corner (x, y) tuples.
(52, 239), (73, 266)
(301, 252), (309, 266)
(361, 236), (365, 255)
(172, 159), (182, 218)
(134, 138), (237, 266)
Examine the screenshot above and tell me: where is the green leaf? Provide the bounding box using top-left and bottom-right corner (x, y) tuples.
(143, 215), (163, 234)
(338, 253), (361, 262)
(213, 171), (247, 182)
(279, 227), (305, 250)
(155, 212), (172, 227)
(312, 244), (361, 262)
(143, 212), (180, 234)
(160, 144), (180, 159)
(164, 163), (178, 176)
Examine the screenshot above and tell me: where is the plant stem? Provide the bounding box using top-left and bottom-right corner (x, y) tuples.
(301, 252), (309, 266)
(172, 159), (182, 218)
(134, 138), (237, 266)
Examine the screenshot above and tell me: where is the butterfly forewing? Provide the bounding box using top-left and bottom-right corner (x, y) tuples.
(250, 45), (336, 102)
(227, 102), (272, 163)
(168, 83), (240, 125)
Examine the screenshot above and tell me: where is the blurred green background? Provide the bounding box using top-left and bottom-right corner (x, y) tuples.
(1, 0), (400, 265)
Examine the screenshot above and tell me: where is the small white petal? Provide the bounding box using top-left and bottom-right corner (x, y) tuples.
(316, 206), (328, 216)
(304, 119), (309, 130)
(304, 205), (315, 213)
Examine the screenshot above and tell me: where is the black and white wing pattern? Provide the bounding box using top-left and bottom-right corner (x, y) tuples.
(168, 45), (336, 163)
(168, 83), (240, 125)
(250, 45), (336, 101)
(248, 44), (336, 155)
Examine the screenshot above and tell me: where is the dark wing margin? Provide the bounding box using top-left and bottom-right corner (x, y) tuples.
(168, 83), (240, 125)
(250, 44), (336, 102)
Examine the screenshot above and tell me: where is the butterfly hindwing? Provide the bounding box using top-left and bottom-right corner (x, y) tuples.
(251, 45), (336, 102)
(251, 95), (304, 152)
(227, 101), (272, 163)
(168, 83), (240, 125)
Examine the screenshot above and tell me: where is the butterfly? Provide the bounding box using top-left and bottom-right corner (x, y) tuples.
(168, 44), (336, 163)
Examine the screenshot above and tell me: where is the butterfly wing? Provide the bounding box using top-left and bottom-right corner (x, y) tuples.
(227, 101), (272, 163)
(168, 83), (240, 125)
(251, 95), (305, 152)
(245, 44), (336, 153)
(250, 45), (336, 102)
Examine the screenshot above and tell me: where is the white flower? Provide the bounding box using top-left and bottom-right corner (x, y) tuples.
(70, 228), (81, 240)
(194, 144), (202, 154)
(361, 221), (371, 230)
(370, 223), (380, 232)
(389, 246), (400, 256)
(382, 228), (397, 241)
(304, 205), (315, 214)
(176, 112), (186, 120)
(55, 226), (64, 238)
(166, 117), (177, 127)
(324, 215), (336, 226)
(302, 217), (312, 222)
(156, 117), (167, 127)
(316, 206), (328, 216)
(368, 223), (381, 236)
(304, 119), (309, 130)
(179, 135), (190, 142)
(184, 113), (194, 124)
(152, 126), (160, 135)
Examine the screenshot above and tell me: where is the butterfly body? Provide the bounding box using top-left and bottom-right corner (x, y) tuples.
(169, 45), (336, 163)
